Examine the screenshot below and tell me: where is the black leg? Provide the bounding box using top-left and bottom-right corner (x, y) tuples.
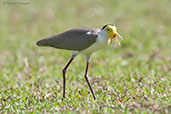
(62, 56), (75, 98)
(84, 61), (96, 100)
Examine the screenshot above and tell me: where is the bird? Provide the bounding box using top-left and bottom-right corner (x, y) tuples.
(36, 24), (123, 100)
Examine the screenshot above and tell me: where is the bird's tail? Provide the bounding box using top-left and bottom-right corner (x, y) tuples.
(36, 38), (50, 46)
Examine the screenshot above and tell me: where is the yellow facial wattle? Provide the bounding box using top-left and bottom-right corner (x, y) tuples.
(104, 25), (123, 45)
(108, 32), (114, 44)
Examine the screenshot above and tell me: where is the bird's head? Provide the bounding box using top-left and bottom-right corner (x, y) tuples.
(101, 24), (123, 45)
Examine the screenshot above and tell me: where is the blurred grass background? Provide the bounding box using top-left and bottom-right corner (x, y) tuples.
(0, 0), (171, 113)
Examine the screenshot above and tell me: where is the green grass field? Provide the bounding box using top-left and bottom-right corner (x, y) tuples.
(0, 0), (171, 113)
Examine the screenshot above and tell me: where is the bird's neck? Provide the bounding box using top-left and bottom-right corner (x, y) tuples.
(97, 30), (110, 44)
(98, 30), (109, 39)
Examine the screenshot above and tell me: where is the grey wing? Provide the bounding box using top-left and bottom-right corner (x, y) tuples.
(36, 27), (99, 51)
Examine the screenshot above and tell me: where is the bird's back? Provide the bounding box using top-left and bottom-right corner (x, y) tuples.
(36, 27), (99, 51)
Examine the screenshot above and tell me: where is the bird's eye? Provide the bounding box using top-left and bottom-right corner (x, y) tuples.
(107, 29), (109, 31)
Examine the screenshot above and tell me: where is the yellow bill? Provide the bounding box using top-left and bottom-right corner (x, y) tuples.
(113, 32), (123, 45)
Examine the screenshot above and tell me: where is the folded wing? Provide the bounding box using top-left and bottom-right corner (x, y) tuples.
(36, 27), (99, 51)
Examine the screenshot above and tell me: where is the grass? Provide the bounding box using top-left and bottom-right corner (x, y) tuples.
(0, 0), (171, 113)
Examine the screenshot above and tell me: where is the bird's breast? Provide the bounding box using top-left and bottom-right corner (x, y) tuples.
(80, 35), (109, 55)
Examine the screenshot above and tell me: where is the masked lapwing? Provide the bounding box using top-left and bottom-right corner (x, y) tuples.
(36, 24), (123, 100)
